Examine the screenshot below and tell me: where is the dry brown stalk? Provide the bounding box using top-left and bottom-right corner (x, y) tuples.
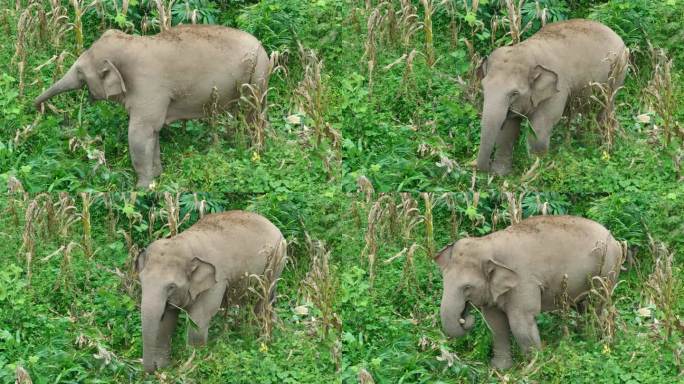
(249, 238), (287, 340)
(589, 48), (629, 150)
(239, 83), (270, 151)
(420, 192), (435, 258)
(161, 192), (191, 236)
(397, 0), (421, 48)
(55, 192), (78, 239)
(358, 368), (375, 384)
(70, 0), (84, 52)
(503, 0), (529, 44)
(301, 233), (340, 338)
(154, 0), (174, 32)
(7, 176), (28, 227)
(364, 6), (384, 100)
(437, 193), (462, 241)
(79, 192), (96, 258)
(442, 0), (460, 48)
(504, 192), (524, 224)
(295, 44), (334, 147)
(356, 175), (375, 204)
(20, 199), (41, 284)
(419, 0), (436, 67)
(15, 365), (33, 384)
(644, 235), (680, 338)
(643, 44), (683, 145)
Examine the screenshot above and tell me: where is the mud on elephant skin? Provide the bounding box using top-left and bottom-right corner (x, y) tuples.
(135, 211), (287, 373)
(475, 19), (628, 175)
(34, 25), (271, 188)
(435, 215), (624, 370)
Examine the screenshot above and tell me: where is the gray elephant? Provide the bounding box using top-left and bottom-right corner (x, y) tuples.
(476, 19), (627, 174)
(135, 211), (287, 373)
(34, 25), (270, 188)
(435, 215), (622, 369)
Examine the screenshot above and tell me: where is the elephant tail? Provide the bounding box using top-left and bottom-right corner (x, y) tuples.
(267, 236), (287, 304)
(249, 44), (270, 93)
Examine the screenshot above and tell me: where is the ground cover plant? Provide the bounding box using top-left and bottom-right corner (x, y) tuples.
(0, 190), (682, 383)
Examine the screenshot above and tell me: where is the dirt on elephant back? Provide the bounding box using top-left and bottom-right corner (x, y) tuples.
(152, 24), (231, 43)
(190, 211), (254, 233)
(504, 215), (592, 236)
(532, 19), (600, 41)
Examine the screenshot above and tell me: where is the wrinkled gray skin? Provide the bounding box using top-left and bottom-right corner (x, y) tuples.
(476, 19), (627, 174)
(135, 211), (286, 373)
(34, 25), (270, 188)
(435, 215), (622, 369)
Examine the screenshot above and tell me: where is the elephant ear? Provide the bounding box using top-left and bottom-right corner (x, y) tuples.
(187, 257), (217, 301)
(485, 259), (518, 304)
(529, 64), (559, 107)
(434, 245), (454, 269)
(135, 249), (147, 273)
(476, 57), (488, 80)
(99, 59), (126, 99)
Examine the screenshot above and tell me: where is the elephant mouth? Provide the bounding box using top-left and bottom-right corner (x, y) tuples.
(459, 302), (476, 331)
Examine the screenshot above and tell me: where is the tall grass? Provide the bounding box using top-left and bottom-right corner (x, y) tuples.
(419, 0), (435, 67)
(364, 6), (383, 100)
(590, 48), (629, 150)
(643, 44), (682, 145)
(249, 238), (287, 341)
(301, 233), (340, 338)
(79, 192), (94, 258)
(644, 235), (679, 338)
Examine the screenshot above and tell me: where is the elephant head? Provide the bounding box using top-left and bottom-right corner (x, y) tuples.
(34, 31), (127, 108)
(476, 48), (559, 171)
(135, 239), (217, 372)
(434, 239), (519, 338)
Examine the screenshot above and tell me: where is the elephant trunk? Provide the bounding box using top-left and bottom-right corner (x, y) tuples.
(33, 64), (84, 108)
(141, 287), (167, 373)
(440, 291), (476, 338)
(476, 95), (509, 171)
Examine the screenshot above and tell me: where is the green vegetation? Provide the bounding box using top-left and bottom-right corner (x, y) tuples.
(2, 0), (682, 192)
(1, 191), (682, 383)
(1, 0), (683, 383)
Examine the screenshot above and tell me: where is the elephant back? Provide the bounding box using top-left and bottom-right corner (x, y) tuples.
(180, 211), (284, 282)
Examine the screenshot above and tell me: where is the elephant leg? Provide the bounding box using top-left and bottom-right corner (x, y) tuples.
(483, 306), (513, 370)
(187, 281), (227, 347)
(527, 93), (568, 154)
(491, 117), (522, 176)
(155, 306), (179, 369)
(152, 130), (162, 178)
(506, 287), (542, 355)
(128, 107), (166, 188)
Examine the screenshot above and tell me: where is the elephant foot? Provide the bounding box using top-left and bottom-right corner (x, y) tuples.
(136, 178), (154, 189)
(527, 139), (549, 155)
(144, 355), (170, 373)
(187, 328), (208, 347)
(490, 355), (514, 370)
(491, 161), (512, 176)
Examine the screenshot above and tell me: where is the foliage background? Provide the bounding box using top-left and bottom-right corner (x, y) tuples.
(0, 190), (682, 383)
(1, 0), (683, 383)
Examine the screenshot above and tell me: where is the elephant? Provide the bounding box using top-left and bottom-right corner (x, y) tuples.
(434, 215), (623, 370)
(135, 210), (287, 373)
(34, 25), (270, 188)
(475, 19), (627, 175)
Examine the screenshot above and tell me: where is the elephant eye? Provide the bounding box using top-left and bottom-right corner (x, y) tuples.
(463, 284), (472, 291)
(510, 90), (520, 97)
(167, 283), (177, 292)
